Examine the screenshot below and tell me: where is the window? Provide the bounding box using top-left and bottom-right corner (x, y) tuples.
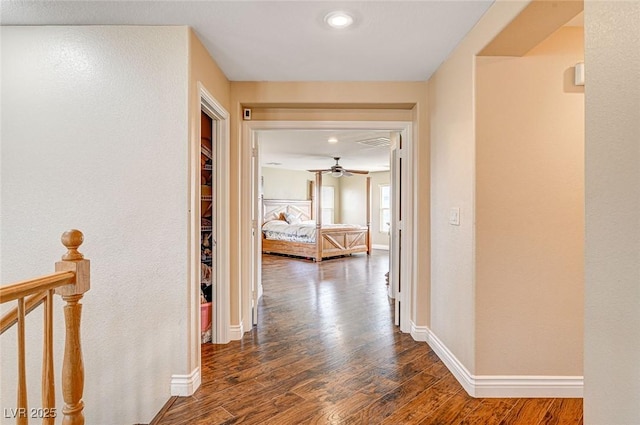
(321, 186), (335, 224)
(380, 184), (390, 233)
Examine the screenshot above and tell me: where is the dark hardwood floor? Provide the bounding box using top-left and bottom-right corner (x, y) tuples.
(155, 250), (583, 424)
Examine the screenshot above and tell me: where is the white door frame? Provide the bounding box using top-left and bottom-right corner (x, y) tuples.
(179, 84), (231, 396)
(191, 84), (231, 351)
(240, 120), (414, 333)
(389, 132), (401, 325)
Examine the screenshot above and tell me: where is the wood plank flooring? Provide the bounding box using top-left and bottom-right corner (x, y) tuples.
(155, 250), (583, 424)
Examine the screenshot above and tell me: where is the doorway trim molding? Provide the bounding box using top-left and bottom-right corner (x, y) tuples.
(179, 83), (231, 396)
(240, 119), (415, 333)
(199, 84), (231, 346)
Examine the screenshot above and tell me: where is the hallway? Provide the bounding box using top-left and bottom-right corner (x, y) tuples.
(155, 250), (582, 424)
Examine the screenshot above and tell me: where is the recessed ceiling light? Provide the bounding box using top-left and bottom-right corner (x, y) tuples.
(328, 137), (339, 144)
(324, 11), (354, 29)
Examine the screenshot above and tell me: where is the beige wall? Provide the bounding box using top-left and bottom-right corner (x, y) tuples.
(321, 172), (389, 240)
(187, 27), (231, 366)
(188, 30), (233, 329)
(412, 104), (430, 326)
(429, 0), (530, 374)
(261, 167), (312, 200)
(260, 167), (340, 221)
(232, 81), (426, 109)
(189, 29), (230, 111)
(475, 27), (584, 375)
(584, 1), (640, 423)
(324, 175), (341, 223)
(370, 172), (391, 248)
(230, 81), (429, 331)
(340, 174), (368, 225)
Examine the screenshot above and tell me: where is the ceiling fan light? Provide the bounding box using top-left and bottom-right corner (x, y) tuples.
(332, 170), (343, 178)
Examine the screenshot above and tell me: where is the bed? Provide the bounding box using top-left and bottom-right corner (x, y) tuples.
(262, 174), (372, 262)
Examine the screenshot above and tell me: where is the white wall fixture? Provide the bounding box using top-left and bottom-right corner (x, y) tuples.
(574, 61), (585, 86)
(449, 207), (461, 226)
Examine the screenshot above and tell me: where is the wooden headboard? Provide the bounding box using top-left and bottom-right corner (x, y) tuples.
(262, 199), (312, 223)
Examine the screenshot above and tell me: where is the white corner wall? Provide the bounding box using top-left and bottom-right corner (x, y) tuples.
(584, 1), (640, 423)
(1, 26), (189, 424)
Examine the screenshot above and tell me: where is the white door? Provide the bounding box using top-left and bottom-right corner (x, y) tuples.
(389, 131), (402, 327)
(250, 136), (262, 326)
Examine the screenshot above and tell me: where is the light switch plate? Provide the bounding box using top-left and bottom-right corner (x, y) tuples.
(449, 207), (460, 226)
(575, 62), (585, 86)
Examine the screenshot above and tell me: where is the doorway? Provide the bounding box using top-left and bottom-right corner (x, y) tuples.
(240, 120), (414, 333)
(193, 84), (230, 350)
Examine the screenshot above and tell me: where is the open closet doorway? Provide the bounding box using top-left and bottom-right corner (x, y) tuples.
(199, 110), (216, 344)
(193, 85), (230, 353)
(240, 120), (414, 334)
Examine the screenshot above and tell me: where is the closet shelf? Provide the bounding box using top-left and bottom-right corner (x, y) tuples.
(201, 146), (212, 159)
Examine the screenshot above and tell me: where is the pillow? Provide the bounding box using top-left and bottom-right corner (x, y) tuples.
(284, 212), (302, 225)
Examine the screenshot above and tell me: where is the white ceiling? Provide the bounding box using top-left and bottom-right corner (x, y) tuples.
(1, 0), (494, 82)
(1, 0), (495, 171)
(259, 129), (393, 172)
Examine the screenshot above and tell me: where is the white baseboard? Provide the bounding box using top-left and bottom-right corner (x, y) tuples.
(471, 375), (584, 398)
(425, 328), (583, 398)
(372, 244), (389, 251)
(171, 367), (201, 396)
(410, 321), (428, 342)
(229, 321), (244, 341)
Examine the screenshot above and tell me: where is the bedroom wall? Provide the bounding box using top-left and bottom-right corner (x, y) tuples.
(261, 167), (312, 200)
(1, 26), (189, 424)
(260, 168), (341, 222)
(340, 174), (367, 225)
(322, 175), (341, 223)
(584, 1), (640, 422)
(370, 171), (391, 249)
(338, 172), (390, 249)
(475, 27), (584, 376)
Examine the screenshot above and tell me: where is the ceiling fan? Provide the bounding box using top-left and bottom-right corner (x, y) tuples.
(307, 157), (369, 177)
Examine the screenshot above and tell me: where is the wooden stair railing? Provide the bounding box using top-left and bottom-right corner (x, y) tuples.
(0, 229), (90, 425)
